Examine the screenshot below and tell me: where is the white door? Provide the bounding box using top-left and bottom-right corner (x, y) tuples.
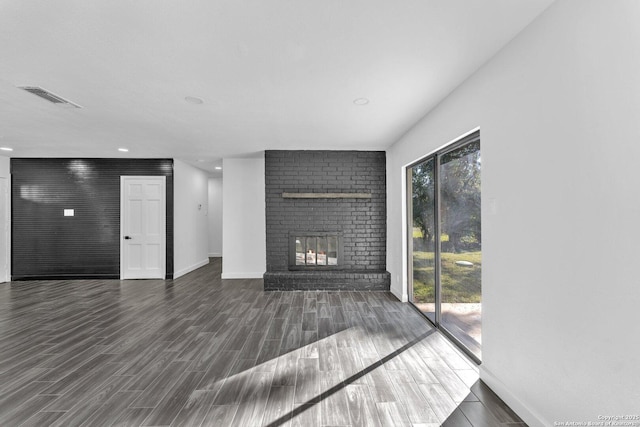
(0, 178), (8, 283)
(121, 176), (166, 279)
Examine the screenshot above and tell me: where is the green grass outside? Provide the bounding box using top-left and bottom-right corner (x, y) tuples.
(412, 227), (449, 242)
(412, 250), (481, 304)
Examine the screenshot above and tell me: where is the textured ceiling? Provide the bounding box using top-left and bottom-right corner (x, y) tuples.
(0, 0), (555, 173)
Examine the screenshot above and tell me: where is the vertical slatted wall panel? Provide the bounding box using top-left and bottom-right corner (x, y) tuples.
(11, 158), (174, 280)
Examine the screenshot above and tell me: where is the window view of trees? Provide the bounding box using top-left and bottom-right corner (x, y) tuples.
(440, 140), (481, 254)
(412, 160), (435, 244)
(411, 159), (436, 322)
(409, 136), (481, 360)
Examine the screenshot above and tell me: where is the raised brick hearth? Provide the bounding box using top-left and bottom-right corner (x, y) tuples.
(264, 150), (390, 291)
(263, 271), (391, 291)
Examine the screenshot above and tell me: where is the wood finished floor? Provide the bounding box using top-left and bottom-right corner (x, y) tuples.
(0, 258), (526, 426)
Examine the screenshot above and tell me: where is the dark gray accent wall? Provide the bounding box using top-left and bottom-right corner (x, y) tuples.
(11, 158), (173, 280)
(264, 150), (389, 290)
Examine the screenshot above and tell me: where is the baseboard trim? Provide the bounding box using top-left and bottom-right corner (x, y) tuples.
(173, 258), (210, 279)
(221, 272), (264, 279)
(208, 252), (222, 257)
(390, 286), (406, 302)
(480, 365), (549, 427)
(12, 274), (120, 280)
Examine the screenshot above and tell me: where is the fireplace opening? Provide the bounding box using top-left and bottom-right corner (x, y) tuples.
(289, 233), (343, 269)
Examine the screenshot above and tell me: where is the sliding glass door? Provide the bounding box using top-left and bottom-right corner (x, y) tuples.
(408, 131), (481, 361)
(408, 158), (437, 324)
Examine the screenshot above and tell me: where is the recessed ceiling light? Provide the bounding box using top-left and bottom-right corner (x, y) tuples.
(215, 166), (222, 170)
(185, 96), (204, 105)
(0, 147), (13, 151)
(118, 148), (129, 152)
(353, 98), (369, 105)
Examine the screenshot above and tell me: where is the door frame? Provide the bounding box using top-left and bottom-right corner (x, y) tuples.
(120, 176), (166, 280)
(0, 177), (9, 283)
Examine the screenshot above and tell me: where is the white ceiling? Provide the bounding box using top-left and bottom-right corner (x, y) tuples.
(0, 0), (555, 174)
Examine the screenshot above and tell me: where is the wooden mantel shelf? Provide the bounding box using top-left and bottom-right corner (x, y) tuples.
(282, 192), (371, 199)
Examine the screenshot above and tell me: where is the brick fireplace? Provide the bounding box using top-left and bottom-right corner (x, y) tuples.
(263, 150), (390, 291)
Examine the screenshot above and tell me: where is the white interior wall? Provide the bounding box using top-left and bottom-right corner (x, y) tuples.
(386, 0), (640, 425)
(0, 156), (9, 283)
(173, 159), (210, 278)
(207, 177), (223, 257)
(0, 156), (9, 177)
(221, 156), (266, 279)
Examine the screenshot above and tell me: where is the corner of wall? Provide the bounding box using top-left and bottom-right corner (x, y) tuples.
(389, 285), (407, 302)
(173, 258), (210, 279)
(480, 365), (548, 427)
(173, 159), (210, 278)
(221, 157), (266, 279)
(207, 177), (223, 259)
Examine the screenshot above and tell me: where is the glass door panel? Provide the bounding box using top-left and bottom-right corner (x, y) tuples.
(317, 238), (327, 265)
(407, 131), (481, 362)
(306, 237), (317, 265)
(409, 159), (436, 324)
(439, 140), (482, 360)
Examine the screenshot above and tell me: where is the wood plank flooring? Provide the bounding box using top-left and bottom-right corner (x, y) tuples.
(0, 258), (526, 426)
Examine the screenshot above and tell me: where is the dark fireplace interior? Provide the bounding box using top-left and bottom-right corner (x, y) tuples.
(290, 233), (342, 269)
(264, 150), (390, 291)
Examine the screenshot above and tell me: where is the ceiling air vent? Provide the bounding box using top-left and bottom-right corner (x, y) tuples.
(18, 86), (82, 108)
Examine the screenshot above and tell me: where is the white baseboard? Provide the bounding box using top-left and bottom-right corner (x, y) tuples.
(173, 258), (210, 279)
(480, 365), (549, 427)
(390, 287), (406, 302)
(208, 252), (222, 257)
(221, 272), (264, 279)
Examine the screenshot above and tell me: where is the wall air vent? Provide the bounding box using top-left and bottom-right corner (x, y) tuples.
(18, 86), (82, 108)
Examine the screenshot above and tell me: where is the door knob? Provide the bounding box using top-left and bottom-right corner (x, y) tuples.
(124, 236), (132, 240)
